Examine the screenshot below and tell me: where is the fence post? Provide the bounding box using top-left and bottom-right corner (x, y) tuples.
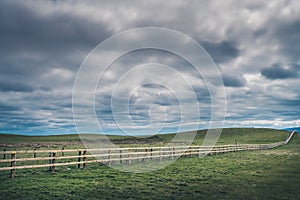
(51, 152), (56, 173)
(10, 151), (16, 178)
(108, 150), (111, 166)
(171, 147), (174, 159)
(159, 148), (162, 161)
(62, 147), (65, 156)
(33, 149), (36, 158)
(142, 149), (145, 162)
(120, 147), (122, 164)
(78, 151), (81, 169)
(3, 148), (6, 159)
(49, 152), (52, 171)
(128, 149), (131, 164)
(150, 148), (153, 160)
(83, 150), (87, 169)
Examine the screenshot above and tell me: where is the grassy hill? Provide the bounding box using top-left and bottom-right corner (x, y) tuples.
(0, 128), (299, 200)
(0, 128), (291, 150)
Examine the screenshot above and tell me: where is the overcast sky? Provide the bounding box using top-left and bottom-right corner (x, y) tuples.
(0, 0), (299, 135)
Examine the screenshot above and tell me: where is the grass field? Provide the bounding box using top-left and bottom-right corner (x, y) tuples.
(0, 128), (299, 199)
(0, 128), (290, 149)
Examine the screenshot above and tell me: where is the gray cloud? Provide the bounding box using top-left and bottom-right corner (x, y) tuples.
(201, 41), (239, 64)
(0, 80), (35, 92)
(273, 20), (300, 62)
(0, 0), (300, 135)
(0, 0), (111, 56)
(261, 63), (299, 80)
(222, 74), (246, 87)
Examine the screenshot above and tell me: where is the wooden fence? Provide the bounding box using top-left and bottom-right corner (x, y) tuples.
(0, 130), (296, 178)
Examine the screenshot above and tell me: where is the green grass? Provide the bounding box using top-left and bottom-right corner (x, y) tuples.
(0, 128), (299, 199)
(0, 128), (290, 149)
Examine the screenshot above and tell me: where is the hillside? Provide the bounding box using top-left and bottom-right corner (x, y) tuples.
(0, 128), (291, 149)
(0, 128), (299, 200)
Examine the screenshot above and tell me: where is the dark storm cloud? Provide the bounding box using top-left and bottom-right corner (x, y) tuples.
(201, 41), (239, 64)
(0, 0), (300, 134)
(0, 0), (111, 56)
(142, 83), (164, 89)
(0, 0), (112, 95)
(277, 98), (300, 107)
(261, 63), (300, 80)
(0, 80), (35, 92)
(222, 74), (246, 87)
(274, 20), (300, 62)
(0, 102), (21, 113)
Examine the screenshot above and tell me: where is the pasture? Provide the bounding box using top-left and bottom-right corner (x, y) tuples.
(0, 128), (299, 199)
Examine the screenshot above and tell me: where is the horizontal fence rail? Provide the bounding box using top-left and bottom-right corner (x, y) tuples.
(0, 130), (296, 178)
